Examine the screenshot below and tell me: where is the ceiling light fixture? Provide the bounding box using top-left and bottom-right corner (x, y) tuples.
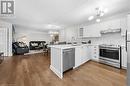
(48, 31), (59, 35)
(88, 7), (108, 22)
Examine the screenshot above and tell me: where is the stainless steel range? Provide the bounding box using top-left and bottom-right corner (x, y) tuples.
(99, 44), (121, 68)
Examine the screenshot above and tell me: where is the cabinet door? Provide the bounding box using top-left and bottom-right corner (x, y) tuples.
(83, 24), (101, 37)
(86, 46), (91, 60)
(81, 46), (87, 64)
(83, 26), (91, 37)
(122, 46), (127, 68)
(110, 19), (120, 29)
(81, 46), (90, 64)
(101, 19), (120, 29)
(75, 47), (82, 67)
(75, 46), (90, 68)
(84, 46), (90, 62)
(120, 17), (127, 36)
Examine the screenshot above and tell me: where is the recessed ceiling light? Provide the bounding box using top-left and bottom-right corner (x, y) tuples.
(88, 16), (94, 21)
(46, 24), (61, 29)
(48, 31), (59, 34)
(96, 19), (101, 22)
(50, 34), (53, 37)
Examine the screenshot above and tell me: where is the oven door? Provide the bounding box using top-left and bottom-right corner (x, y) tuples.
(99, 47), (120, 63)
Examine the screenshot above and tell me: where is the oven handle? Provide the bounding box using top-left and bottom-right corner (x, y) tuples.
(99, 48), (119, 51)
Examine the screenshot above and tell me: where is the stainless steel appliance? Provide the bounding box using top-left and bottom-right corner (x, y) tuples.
(99, 44), (121, 68)
(126, 30), (130, 86)
(63, 48), (75, 72)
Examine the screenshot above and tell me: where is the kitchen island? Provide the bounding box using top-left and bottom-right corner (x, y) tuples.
(49, 44), (92, 79)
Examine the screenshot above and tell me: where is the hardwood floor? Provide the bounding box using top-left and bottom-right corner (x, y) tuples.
(0, 53), (126, 86)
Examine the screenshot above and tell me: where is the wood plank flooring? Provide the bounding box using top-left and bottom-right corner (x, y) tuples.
(0, 53), (126, 86)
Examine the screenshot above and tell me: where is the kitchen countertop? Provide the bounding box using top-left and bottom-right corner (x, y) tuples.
(49, 44), (96, 49)
(49, 44), (125, 49)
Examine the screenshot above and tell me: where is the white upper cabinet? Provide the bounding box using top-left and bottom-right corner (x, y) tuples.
(78, 16), (128, 38)
(120, 17), (127, 36)
(83, 24), (101, 37)
(109, 19), (120, 29)
(100, 19), (121, 31)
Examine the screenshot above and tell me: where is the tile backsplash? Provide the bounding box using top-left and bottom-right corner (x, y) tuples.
(78, 33), (125, 46)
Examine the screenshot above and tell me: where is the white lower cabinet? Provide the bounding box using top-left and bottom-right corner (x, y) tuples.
(86, 46), (91, 61)
(75, 45), (90, 68)
(75, 47), (82, 68)
(121, 46), (127, 69)
(81, 46), (87, 64)
(90, 45), (99, 61)
(75, 45), (127, 69)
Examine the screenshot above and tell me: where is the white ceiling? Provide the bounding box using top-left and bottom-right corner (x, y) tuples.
(1, 0), (130, 30)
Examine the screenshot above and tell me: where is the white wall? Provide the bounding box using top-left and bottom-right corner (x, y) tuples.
(14, 25), (51, 46)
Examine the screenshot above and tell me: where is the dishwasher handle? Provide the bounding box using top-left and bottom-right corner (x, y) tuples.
(63, 49), (73, 52)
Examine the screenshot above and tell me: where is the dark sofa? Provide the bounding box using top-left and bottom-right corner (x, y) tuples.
(29, 41), (46, 50)
(12, 42), (29, 55)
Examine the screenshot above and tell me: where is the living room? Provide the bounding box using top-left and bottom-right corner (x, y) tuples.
(0, 20), (60, 56)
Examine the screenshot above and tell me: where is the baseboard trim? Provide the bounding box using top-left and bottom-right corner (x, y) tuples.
(91, 59), (99, 62)
(122, 66), (127, 70)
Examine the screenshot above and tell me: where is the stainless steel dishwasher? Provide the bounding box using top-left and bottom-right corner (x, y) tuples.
(63, 48), (75, 72)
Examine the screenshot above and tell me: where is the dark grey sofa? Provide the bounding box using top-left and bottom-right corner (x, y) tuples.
(12, 42), (29, 55)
